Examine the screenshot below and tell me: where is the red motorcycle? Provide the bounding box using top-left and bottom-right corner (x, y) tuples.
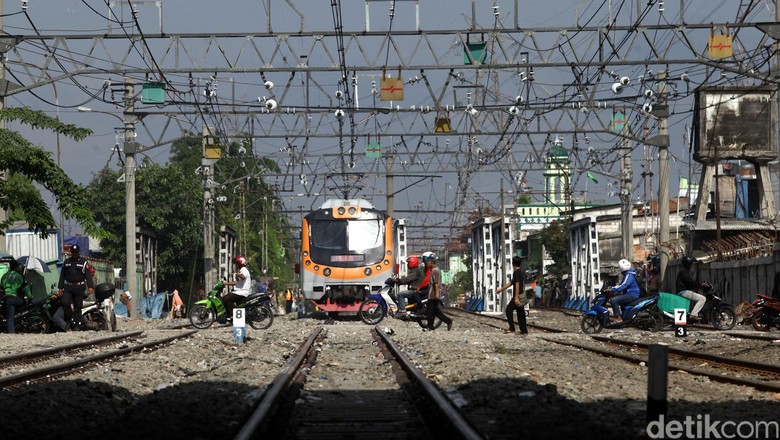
(748, 294), (780, 331)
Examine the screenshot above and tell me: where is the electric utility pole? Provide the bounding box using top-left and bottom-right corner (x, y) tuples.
(621, 130), (633, 260)
(123, 78), (138, 318)
(656, 71), (671, 279)
(202, 125), (218, 291)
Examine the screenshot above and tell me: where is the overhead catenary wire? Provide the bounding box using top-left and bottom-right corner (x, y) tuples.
(4, 0), (776, 251)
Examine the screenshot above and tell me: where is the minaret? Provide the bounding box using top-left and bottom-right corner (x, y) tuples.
(543, 137), (571, 208)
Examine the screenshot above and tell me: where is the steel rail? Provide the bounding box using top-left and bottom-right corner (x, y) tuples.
(541, 337), (780, 393)
(0, 331), (144, 365)
(590, 335), (780, 375)
(722, 331), (780, 342)
(375, 327), (484, 440)
(0, 329), (198, 388)
(234, 327), (324, 440)
(448, 307), (569, 333)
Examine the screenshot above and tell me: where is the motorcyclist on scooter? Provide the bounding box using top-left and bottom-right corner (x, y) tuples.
(605, 259), (641, 324)
(223, 255), (252, 322)
(391, 256), (425, 316)
(675, 255), (708, 322)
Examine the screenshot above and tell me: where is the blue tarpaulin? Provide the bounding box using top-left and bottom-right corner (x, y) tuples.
(114, 292), (167, 318)
(140, 293), (167, 318)
(64, 236), (90, 257)
(114, 301), (129, 318)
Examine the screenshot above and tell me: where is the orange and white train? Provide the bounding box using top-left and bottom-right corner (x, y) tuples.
(300, 199), (406, 315)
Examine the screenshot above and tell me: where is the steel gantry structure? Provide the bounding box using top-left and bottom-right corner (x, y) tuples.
(1, 0), (778, 267)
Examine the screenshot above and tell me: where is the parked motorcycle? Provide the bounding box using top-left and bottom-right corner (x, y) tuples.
(82, 282), (118, 331)
(40, 286), (70, 332)
(358, 278), (443, 329)
(580, 286), (662, 334)
(0, 299), (50, 333)
(748, 294), (780, 331)
(656, 283), (737, 330)
(189, 280), (274, 330)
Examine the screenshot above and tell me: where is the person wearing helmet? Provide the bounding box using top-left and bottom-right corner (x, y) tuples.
(416, 251), (436, 298)
(423, 252), (453, 331)
(606, 258), (641, 323)
(223, 255), (252, 321)
(675, 256), (707, 322)
(391, 256), (425, 315)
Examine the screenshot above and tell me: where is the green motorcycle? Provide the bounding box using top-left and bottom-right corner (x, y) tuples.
(189, 280), (274, 330)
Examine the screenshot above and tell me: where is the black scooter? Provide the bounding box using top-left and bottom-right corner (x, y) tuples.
(0, 298), (51, 333)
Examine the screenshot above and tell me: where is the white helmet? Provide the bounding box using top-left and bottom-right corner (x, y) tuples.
(618, 259), (631, 271)
(421, 251), (436, 262)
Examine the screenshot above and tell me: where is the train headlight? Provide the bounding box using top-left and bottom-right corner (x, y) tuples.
(303, 251), (309, 257)
(337, 207), (346, 215)
(323, 268), (331, 276)
(313, 265), (319, 271)
(364, 268), (372, 276)
(384, 260), (390, 265)
(376, 265), (382, 271)
(305, 260), (311, 266)
(348, 207), (357, 215)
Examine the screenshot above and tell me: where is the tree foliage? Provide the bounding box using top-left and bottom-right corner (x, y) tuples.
(211, 141), (295, 288)
(87, 132), (297, 294)
(0, 107), (104, 238)
(540, 219), (571, 276)
(86, 157), (202, 291)
(517, 193), (531, 204)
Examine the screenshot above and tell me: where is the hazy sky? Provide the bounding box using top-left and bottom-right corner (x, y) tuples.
(2, 0), (771, 240)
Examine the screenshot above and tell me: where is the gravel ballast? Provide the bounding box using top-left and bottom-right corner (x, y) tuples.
(0, 309), (777, 439)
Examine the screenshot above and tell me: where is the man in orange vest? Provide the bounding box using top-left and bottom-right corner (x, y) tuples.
(284, 288), (293, 314)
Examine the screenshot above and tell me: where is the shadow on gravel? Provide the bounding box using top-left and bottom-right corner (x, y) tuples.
(452, 377), (780, 440)
(1, 376), (777, 440)
(0, 379), (258, 440)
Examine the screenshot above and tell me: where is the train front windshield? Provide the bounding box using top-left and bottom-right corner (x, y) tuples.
(309, 219), (385, 266)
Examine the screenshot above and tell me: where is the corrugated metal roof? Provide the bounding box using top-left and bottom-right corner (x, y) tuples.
(683, 220), (776, 231)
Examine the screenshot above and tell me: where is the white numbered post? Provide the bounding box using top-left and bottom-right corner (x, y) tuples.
(673, 308), (687, 337)
(233, 308), (246, 343)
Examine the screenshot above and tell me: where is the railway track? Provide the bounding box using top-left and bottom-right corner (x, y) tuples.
(233, 326), (483, 440)
(592, 335), (780, 383)
(0, 331), (144, 369)
(541, 306), (730, 332)
(448, 307), (780, 393)
(0, 329), (197, 388)
(723, 331), (780, 342)
(542, 335), (780, 393)
(447, 307), (569, 333)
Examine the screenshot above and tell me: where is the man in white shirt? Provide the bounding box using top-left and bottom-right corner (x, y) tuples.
(223, 255), (252, 321)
